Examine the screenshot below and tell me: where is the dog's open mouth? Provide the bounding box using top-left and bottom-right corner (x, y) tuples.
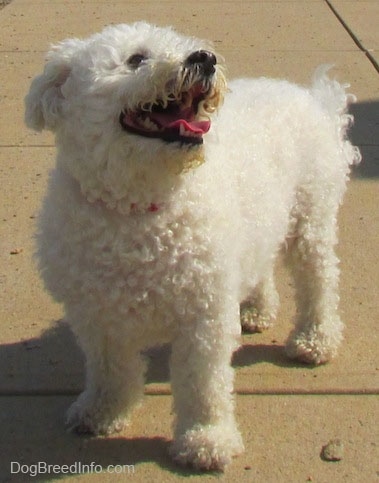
(119, 84), (211, 145)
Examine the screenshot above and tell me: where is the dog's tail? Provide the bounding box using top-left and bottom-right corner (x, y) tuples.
(311, 65), (362, 167)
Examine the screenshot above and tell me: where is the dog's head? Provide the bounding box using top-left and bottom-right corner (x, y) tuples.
(25, 23), (227, 211)
(25, 22), (226, 148)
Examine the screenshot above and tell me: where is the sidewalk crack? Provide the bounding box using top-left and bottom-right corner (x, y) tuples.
(325, 0), (379, 74)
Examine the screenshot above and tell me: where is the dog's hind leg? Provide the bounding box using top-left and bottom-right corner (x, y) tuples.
(169, 307), (244, 471)
(66, 315), (146, 435)
(285, 193), (344, 365)
(240, 268), (279, 333)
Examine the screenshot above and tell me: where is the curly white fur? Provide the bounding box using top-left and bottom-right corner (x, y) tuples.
(25, 22), (360, 471)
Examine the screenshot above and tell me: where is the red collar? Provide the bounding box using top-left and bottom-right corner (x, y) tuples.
(130, 202), (160, 213)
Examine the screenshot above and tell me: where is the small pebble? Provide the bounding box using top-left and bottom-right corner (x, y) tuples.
(321, 439), (344, 461)
(10, 248), (23, 255)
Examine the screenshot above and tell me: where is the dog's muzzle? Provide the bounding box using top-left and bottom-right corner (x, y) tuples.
(119, 50), (218, 145)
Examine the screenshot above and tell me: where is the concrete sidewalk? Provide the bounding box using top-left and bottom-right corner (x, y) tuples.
(0, 0), (378, 481)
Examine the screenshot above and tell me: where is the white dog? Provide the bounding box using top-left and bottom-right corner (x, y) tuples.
(25, 22), (360, 471)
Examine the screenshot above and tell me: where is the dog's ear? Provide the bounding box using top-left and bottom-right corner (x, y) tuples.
(24, 40), (79, 131)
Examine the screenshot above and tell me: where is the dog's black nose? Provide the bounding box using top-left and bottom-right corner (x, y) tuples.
(185, 50), (217, 76)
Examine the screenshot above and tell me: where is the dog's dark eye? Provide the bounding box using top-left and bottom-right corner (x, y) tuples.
(127, 54), (147, 68)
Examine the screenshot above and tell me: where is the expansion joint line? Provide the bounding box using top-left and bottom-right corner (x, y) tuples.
(325, 0), (379, 74)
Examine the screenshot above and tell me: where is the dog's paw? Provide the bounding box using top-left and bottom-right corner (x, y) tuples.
(240, 303), (273, 333)
(170, 425), (244, 472)
(66, 394), (128, 436)
(285, 329), (341, 365)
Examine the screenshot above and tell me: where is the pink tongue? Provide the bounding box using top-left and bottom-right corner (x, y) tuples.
(168, 119), (211, 134)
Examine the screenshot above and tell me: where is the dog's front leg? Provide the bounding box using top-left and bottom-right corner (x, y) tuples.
(169, 307), (244, 471)
(66, 316), (146, 435)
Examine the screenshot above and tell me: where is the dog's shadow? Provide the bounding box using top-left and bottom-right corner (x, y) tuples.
(4, 431), (197, 481)
(350, 100), (379, 179)
(0, 318), (297, 393)
(147, 338), (299, 383)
